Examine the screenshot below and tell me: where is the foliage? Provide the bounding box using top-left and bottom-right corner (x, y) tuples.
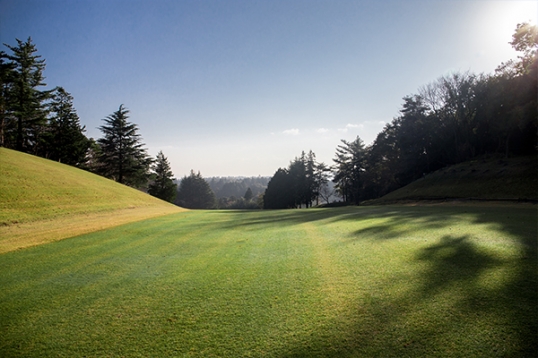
(207, 177), (269, 209)
(0, 37), (51, 152)
(0, 38), (90, 169)
(175, 170), (217, 209)
(0, 206), (536, 356)
(96, 105), (152, 188)
(244, 187), (253, 201)
(41, 87), (89, 165)
(333, 136), (367, 204)
(148, 151), (177, 203)
(207, 176), (270, 199)
(0, 51), (15, 148)
(264, 151), (330, 209)
(263, 168), (295, 209)
(333, 23), (538, 203)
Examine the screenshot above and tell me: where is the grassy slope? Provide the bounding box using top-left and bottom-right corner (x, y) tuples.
(374, 155), (538, 203)
(0, 206), (536, 357)
(0, 148), (184, 252)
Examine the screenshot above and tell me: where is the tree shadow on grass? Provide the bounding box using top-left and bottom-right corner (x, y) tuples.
(271, 205), (537, 357)
(279, 235), (536, 357)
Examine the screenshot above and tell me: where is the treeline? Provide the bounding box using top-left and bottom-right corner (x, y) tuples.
(208, 176), (269, 209)
(3, 23), (536, 210)
(263, 151), (332, 209)
(264, 23), (537, 207)
(0, 38), (177, 203)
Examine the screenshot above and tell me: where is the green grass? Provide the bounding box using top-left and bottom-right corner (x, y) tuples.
(0, 148), (183, 252)
(1, 205), (536, 357)
(375, 155), (538, 203)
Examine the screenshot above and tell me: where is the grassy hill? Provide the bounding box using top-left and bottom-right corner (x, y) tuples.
(0, 147), (185, 253)
(373, 155), (537, 204)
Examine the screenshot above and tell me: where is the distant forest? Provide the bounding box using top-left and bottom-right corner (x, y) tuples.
(262, 23), (537, 208)
(194, 176), (270, 209)
(1, 23), (536, 209)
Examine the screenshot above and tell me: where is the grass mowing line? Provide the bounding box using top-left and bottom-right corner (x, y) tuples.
(0, 205), (185, 254)
(0, 206), (536, 357)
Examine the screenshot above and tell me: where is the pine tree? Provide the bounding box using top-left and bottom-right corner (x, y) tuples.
(263, 168), (295, 209)
(148, 151), (177, 202)
(244, 187), (253, 201)
(175, 170), (216, 209)
(333, 136), (366, 205)
(97, 105), (151, 188)
(0, 50), (15, 147)
(43, 87), (89, 165)
(3, 38), (50, 152)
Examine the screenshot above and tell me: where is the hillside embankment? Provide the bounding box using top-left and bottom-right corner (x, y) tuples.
(371, 155), (537, 204)
(0, 148), (185, 253)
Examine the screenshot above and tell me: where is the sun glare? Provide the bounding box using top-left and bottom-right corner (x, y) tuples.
(482, 1), (537, 53)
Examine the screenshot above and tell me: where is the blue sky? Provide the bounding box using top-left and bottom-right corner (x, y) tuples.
(1, 0), (536, 177)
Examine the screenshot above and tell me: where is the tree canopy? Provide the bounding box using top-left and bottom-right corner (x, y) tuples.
(175, 170), (217, 209)
(263, 151), (329, 209)
(1, 37), (50, 153)
(148, 151), (177, 203)
(97, 105), (152, 188)
(264, 23), (537, 207)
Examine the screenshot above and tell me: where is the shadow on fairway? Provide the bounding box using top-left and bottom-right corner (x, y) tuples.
(281, 238), (535, 356)
(221, 205), (538, 357)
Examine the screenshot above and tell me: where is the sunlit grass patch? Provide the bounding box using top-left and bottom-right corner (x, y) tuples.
(0, 205), (536, 357)
(0, 148), (184, 252)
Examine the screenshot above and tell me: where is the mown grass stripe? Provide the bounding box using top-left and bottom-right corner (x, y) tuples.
(0, 205), (536, 357)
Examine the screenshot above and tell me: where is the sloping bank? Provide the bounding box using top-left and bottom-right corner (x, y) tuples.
(0, 148), (185, 253)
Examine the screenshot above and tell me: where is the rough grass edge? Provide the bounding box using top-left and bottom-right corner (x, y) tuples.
(0, 205), (186, 254)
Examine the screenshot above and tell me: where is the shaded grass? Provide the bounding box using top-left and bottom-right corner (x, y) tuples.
(375, 155), (537, 203)
(0, 148), (184, 252)
(0, 205), (536, 357)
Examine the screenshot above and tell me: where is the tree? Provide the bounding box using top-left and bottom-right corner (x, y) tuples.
(43, 87), (89, 165)
(333, 136), (367, 205)
(175, 170), (216, 209)
(2, 38), (50, 152)
(313, 161), (332, 205)
(288, 153), (308, 207)
(148, 151), (177, 202)
(263, 168), (295, 209)
(244, 187), (253, 201)
(0, 50), (15, 147)
(97, 105), (151, 188)
(497, 22), (538, 76)
(263, 150), (325, 209)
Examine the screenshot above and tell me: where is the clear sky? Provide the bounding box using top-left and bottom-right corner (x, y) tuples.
(1, 0), (536, 177)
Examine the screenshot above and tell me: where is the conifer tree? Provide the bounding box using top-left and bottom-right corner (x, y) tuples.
(44, 87), (89, 165)
(2, 38), (50, 152)
(148, 151), (177, 202)
(244, 187), (253, 201)
(333, 136), (366, 205)
(176, 170), (216, 209)
(97, 105), (151, 188)
(0, 50), (15, 147)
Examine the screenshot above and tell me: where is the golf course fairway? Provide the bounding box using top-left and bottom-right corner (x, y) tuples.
(0, 205), (536, 357)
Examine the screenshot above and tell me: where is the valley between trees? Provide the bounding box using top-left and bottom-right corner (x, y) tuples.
(1, 9), (536, 358)
(1, 23), (536, 209)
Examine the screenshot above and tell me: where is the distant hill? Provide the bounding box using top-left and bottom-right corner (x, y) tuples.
(371, 155), (537, 204)
(0, 148), (184, 253)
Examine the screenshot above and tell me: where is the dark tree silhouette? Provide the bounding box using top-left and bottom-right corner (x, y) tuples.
(176, 170), (216, 209)
(97, 105), (151, 188)
(148, 150), (177, 203)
